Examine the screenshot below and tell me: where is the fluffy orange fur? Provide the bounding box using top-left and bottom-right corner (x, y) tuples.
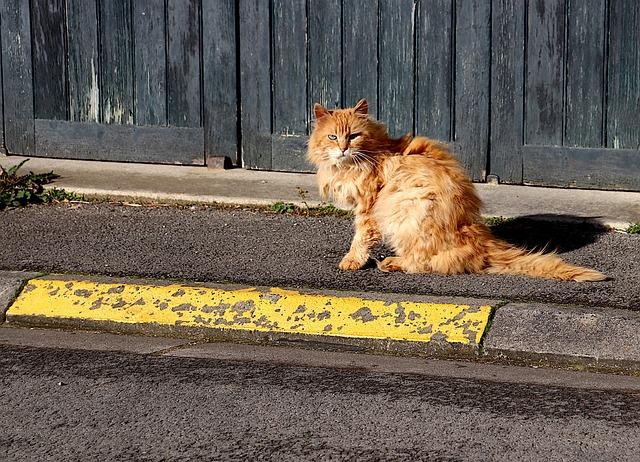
(307, 99), (606, 282)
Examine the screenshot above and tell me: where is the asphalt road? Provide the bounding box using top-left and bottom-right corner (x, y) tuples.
(2, 340), (640, 461)
(0, 203), (638, 309)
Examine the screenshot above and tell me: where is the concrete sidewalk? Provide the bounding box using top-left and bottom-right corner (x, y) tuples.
(2, 154), (639, 229)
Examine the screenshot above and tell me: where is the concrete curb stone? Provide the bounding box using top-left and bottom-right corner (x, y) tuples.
(485, 302), (640, 370)
(0, 271), (41, 322)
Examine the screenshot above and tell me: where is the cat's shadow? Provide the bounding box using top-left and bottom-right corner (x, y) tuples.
(487, 214), (609, 253)
(367, 214), (609, 264)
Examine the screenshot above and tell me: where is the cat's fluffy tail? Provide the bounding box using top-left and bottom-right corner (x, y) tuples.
(484, 239), (606, 282)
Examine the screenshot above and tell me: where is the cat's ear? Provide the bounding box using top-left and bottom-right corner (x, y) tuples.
(314, 103), (331, 120)
(353, 99), (368, 116)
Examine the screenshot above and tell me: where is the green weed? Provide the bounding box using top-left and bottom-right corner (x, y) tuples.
(270, 201), (296, 214)
(626, 223), (640, 234)
(0, 159), (82, 209)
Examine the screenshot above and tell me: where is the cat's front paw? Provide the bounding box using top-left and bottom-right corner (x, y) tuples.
(339, 255), (365, 271)
(377, 257), (405, 272)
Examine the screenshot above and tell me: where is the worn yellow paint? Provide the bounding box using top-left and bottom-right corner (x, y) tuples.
(9, 278), (492, 345)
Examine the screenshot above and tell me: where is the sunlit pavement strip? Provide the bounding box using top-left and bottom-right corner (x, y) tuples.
(6, 276), (494, 353)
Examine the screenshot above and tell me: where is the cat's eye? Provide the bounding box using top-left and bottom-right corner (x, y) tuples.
(349, 133), (360, 140)
(328, 134), (337, 140)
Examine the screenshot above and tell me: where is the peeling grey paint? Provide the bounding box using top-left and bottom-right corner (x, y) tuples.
(461, 321), (477, 342)
(395, 304), (406, 324)
(172, 303), (196, 312)
(430, 332), (447, 343)
(259, 293), (282, 303)
(193, 315), (211, 325)
(232, 300), (255, 315)
(74, 289), (92, 298)
(254, 315), (278, 329)
(351, 307), (378, 323)
(107, 285), (125, 294)
(172, 289), (186, 297)
(201, 303), (229, 315)
(317, 310), (331, 321)
(112, 299), (126, 309)
(89, 298), (104, 310)
(417, 325), (433, 335)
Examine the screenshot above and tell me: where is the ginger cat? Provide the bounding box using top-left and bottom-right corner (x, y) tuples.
(307, 99), (605, 282)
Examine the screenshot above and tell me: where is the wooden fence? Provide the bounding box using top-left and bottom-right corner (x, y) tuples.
(0, 0), (638, 190)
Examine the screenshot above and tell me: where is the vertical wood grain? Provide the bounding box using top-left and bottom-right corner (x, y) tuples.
(415, 0), (452, 141)
(607, 0), (640, 149)
(133, 0), (167, 126)
(0, 0), (35, 153)
(454, 0), (491, 180)
(378, 0), (415, 137)
(564, 0), (605, 147)
(525, 0), (565, 145)
(67, 0), (99, 122)
(167, 0), (201, 127)
(202, 0), (238, 163)
(31, 0), (67, 120)
(238, 0), (272, 169)
(99, 0), (134, 124)
(308, 0), (341, 118)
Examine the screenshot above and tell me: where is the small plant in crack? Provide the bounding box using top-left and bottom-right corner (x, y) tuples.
(626, 223), (640, 235)
(0, 159), (83, 209)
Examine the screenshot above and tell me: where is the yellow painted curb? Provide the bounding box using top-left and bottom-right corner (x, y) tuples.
(8, 278), (493, 347)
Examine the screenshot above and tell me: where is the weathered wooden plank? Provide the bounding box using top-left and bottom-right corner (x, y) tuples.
(99, 0), (134, 124)
(271, 135), (314, 173)
(66, 0), (99, 122)
(272, 0), (307, 135)
(34, 119), (204, 165)
(564, 0), (605, 147)
(454, 0), (490, 180)
(415, 0), (452, 141)
(238, 0), (271, 169)
(490, 0), (525, 184)
(378, 0), (415, 137)
(202, 0), (237, 164)
(525, 0), (565, 145)
(308, 0), (341, 117)
(342, 0), (378, 116)
(523, 145), (640, 191)
(31, 0), (67, 120)
(272, 0), (309, 171)
(0, 26), (4, 152)
(0, 0), (34, 154)
(133, 0), (167, 126)
(607, 0), (640, 149)
(167, 0), (201, 127)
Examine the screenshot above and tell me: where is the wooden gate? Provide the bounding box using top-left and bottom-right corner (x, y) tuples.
(492, 0), (640, 190)
(0, 0), (238, 165)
